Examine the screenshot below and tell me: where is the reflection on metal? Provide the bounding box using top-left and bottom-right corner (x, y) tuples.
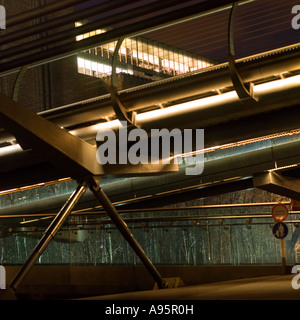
(228, 2), (257, 102)
(253, 172), (300, 201)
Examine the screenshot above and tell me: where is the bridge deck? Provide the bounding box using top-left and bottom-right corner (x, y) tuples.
(82, 274), (300, 300)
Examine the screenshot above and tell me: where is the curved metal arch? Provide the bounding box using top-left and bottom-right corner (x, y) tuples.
(12, 65), (28, 102)
(228, 2), (258, 102)
(110, 36), (138, 128)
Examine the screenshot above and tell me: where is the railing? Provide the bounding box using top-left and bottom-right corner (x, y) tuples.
(1, 202), (299, 266)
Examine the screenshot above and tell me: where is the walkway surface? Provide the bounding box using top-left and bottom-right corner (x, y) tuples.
(82, 274), (300, 300)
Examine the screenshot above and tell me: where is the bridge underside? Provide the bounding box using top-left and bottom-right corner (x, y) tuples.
(0, 0), (300, 300)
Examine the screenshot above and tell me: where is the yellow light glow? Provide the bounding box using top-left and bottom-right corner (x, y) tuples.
(254, 74), (300, 93)
(135, 90), (238, 123)
(268, 164), (299, 172)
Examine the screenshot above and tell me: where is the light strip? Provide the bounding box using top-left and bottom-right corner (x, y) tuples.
(86, 74), (300, 133)
(268, 164), (300, 173)
(85, 74), (300, 162)
(0, 144), (23, 156)
(177, 129), (300, 159)
(0, 177), (72, 196)
(136, 74), (300, 124)
(20, 216), (53, 225)
(136, 91), (238, 123)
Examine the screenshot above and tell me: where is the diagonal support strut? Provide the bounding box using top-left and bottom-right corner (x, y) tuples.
(8, 177), (168, 292)
(88, 177), (165, 289)
(9, 182), (88, 292)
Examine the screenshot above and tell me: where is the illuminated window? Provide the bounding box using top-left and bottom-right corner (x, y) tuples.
(75, 22), (214, 80)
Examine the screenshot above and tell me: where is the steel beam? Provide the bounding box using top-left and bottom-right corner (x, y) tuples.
(8, 176), (182, 292)
(89, 178), (165, 289)
(0, 92), (104, 178)
(253, 172), (300, 201)
(9, 182), (88, 291)
(0, 93), (178, 177)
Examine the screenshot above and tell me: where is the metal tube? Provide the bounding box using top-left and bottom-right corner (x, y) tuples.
(6, 0), (88, 27)
(9, 182), (88, 291)
(90, 182), (164, 289)
(17, 43), (295, 130)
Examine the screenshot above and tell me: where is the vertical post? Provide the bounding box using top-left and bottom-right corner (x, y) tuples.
(9, 182), (88, 291)
(90, 181), (164, 289)
(280, 238), (287, 274)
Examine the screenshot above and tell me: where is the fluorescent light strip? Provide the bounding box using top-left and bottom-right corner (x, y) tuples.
(136, 91), (238, 122)
(87, 74), (300, 132)
(136, 74), (300, 123)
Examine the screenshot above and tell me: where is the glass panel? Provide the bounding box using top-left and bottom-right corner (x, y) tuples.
(1, 202), (296, 266)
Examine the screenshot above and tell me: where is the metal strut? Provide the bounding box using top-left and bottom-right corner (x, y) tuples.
(89, 177), (165, 289)
(9, 182), (88, 292)
(8, 178), (167, 292)
(228, 2), (257, 102)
